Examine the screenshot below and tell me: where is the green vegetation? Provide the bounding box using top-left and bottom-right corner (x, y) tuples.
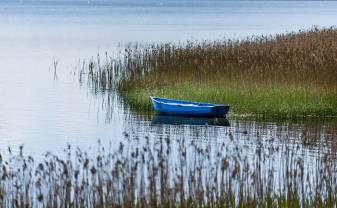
(110, 27), (337, 117)
(121, 81), (337, 117)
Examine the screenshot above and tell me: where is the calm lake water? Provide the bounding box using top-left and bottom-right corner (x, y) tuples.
(0, 0), (337, 158)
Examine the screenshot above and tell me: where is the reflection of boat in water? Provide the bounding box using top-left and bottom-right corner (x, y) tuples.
(150, 97), (230, 117)
(152, 115), (230, 126)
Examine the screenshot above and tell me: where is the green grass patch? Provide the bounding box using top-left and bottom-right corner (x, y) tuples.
(119, 79), (337, 118)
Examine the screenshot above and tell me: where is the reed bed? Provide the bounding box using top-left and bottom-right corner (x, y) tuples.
(81, 27), (337, 117)
(1, 131), (337, 207)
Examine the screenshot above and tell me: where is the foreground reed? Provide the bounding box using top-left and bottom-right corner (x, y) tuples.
(1, 131), (337, 207)
(80, 27), (337, 117)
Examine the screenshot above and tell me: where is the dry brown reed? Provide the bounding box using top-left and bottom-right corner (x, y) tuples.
(120, 27), (337, 88)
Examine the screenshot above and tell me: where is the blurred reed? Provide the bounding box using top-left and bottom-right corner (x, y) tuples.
(0, 132), (337, 207)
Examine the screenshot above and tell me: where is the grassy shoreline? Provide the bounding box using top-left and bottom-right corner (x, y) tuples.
(119, 81), (337, 118)
(113, 28), (337, 118)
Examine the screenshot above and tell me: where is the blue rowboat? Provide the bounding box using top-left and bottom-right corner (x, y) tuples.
(149, 97), (230, 117)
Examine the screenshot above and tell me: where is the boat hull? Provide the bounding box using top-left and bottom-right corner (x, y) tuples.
(150, 97), (230, 117)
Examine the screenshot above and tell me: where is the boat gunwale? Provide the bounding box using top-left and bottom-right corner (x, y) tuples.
(150, 96), (229, 108)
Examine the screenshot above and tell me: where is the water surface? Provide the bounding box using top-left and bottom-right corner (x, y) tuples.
(0, 0), (336, 157)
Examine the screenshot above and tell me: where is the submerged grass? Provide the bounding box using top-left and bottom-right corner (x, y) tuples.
(1, 131), (337, 207)
(81, 27), (337, 117)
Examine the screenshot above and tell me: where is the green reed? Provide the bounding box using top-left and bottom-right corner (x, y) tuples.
(0, 130), (337, 207)
(80, 27), (337, 117)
